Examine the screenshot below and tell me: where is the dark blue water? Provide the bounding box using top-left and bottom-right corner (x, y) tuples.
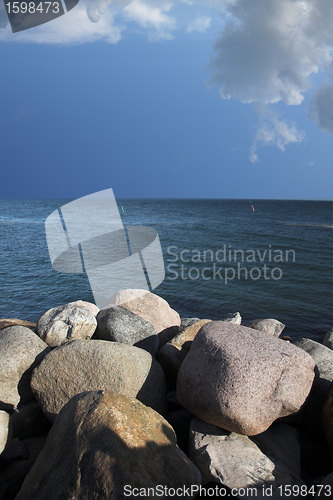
(0, 198), (332, 340)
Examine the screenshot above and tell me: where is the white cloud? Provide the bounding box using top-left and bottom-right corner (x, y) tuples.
(308, 82), (333, 135)
(250, 107), (306, 163)
(187, 16), (211, 33)
(209, 0), (332, 106)
(123, 0), (176, 39)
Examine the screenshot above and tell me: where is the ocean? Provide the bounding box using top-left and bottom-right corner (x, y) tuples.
(0, 198), (332, 341)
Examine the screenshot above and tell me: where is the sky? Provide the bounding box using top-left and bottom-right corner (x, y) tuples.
(0, 0), (333, 199)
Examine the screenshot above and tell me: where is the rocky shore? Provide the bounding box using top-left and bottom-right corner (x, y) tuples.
(0, 290), (333, 499)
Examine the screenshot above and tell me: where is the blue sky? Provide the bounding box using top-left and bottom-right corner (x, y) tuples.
(0, 0), (332, 199)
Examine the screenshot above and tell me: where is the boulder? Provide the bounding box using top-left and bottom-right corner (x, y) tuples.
(12, 400), (51, 440)
(220, 312), (242, 324)
(323, 381), (333, 455)
(291, 338), (333, 434)
(177, 322), (315, 435)
(0, 326), (50, 409)
(323, 328), (333, 351)
(68, 300), (100, 316)
(157, 319), (211, 382)
(15, 391), (201, 500)
(95, 305), (159, 356)
(37, 303), (97, 347)
(0, 319), (36, 332)
(248, 318), (285, 337)
(31, 339), (166, 422)
(0, 411), (11, 455)
(189, 418), (305, 498)
(0, 434), (47, 500)
(110, 289), (181, 337)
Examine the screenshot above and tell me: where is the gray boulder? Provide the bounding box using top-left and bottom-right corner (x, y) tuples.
(323, 328), (333, 351)
(190, 418), (305, 499)
(95, 305), (159, 356)
(0, 326), (50, 409)
(248, 318), (285, 337)
(291, 338), (333, 434)
(15, 391), (201, 500)
(0, 411), (11, 455)
(31, 339), (166, 422)
(37, 303), (97, 347)
(220, 312), (242, 324)
(177, 322), (315, 435)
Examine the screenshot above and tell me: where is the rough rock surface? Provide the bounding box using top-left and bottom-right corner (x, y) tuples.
(291, 338), (333, 434)
(31, 339), (166, 422)
(323, 328), (333, 351)
(248, 318), (285, 337)
(0, 319), (36, 332)
(189, 418), (304, 498)
(68, 300), (100, 316)
(220, 312), (242, 324)
(177, 321), (315, 435)
(110, 289), (181, 335)
(157, 319), (211, 382)
(37, 303), (97, 347)
(0, 434), (47, 500)
(95, 305), (159, 356)
(323, 381), (333, 455)
(12, 400), (51, 440)
(0, 326), (50, 409)
(0, 411), (11, 455)
(15, 391), (201, 500)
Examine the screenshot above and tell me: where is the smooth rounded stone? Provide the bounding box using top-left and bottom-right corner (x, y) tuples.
(291, 338), (333, 434)
(323, 381), (333, 455)
(177, 322), (315, 435)
(0, 326), (50, 410)
(323, 328), (333, 350)
(110, 289), (181, 335)
(189, 418), (305, 498)
(157, 320), (211, 383)
(0, 319), (36, 332)
(95, 305), (159, 356)
(15, 391), (201, 500)
(220, 312), (242, 324)
(0, 411), (11, 455)
(37, 303), (97, 347)
(31, 339), (167, 422)
(248, 318), (285, 337)
(68, 300), (100, 316)
(12, 400), (51, 440)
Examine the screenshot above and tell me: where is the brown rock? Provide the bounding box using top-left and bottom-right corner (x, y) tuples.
(15, 391), (201, 500)
(0, 319), (36, 332)
(323, 381), (333, 454)
(31, 339), (166, 422)
(157, 320), (211, 382)
(177, 321), (315, 435)
(110, 289), (181, 335)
